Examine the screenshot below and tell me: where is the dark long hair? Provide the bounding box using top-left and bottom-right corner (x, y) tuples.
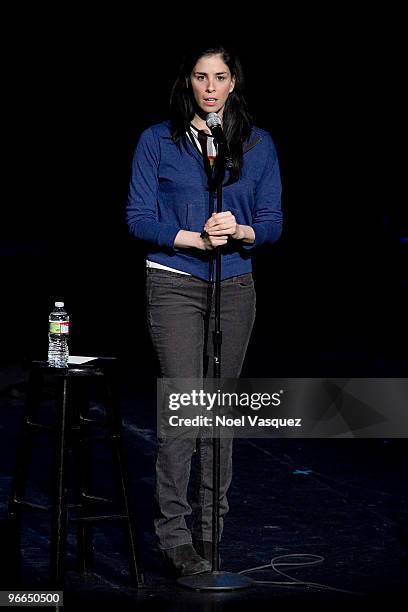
(169, 44), (252, 184)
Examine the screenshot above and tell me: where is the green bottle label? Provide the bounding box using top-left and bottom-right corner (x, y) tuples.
(49, 321), (69, 334)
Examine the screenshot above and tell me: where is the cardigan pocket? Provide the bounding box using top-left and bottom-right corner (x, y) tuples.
(158, 194), (189, 230)
(186, 201), (207, 232)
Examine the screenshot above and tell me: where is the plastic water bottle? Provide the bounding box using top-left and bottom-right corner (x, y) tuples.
(48, 301), (69, 367)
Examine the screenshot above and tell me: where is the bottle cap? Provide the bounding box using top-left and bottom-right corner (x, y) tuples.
(55, 301), (64, 307)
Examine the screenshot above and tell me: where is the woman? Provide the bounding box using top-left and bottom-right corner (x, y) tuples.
(126, 43), (282, 576)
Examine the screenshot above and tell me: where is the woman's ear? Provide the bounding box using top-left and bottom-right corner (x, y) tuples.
(229, 76), (236, 93)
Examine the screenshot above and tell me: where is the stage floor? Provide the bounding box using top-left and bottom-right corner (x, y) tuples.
(1, 362), (407, 611)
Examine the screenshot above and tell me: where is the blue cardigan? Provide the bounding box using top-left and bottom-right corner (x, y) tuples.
(126, 121), (282, 281)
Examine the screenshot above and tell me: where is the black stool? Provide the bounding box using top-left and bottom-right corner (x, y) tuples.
(7, 358), (144, 588)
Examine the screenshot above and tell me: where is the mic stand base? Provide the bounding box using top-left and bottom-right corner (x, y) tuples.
(177, 571), (253, 591)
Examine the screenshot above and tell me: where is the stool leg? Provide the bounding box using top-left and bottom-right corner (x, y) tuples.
(50, 376), (70, 588)
(75, 382), (94, 574)
(7, 368), (43, 585)
(104, 375), (144, 587)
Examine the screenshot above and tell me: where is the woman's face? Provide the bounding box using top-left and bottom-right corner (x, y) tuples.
(190, 53), (235, 119)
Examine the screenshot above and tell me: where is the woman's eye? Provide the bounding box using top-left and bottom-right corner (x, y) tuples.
(217, 76), (225, 81)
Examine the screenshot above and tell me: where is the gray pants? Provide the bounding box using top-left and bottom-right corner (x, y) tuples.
(146, 268), (256, 550)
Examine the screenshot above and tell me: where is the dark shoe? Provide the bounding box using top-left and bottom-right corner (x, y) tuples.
(162, 544), (211, 577)
(193, 539), (221, 568)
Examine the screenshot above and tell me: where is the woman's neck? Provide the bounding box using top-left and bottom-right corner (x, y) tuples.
(190, 115), (210, 133)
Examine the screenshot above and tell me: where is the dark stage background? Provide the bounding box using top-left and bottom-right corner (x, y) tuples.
(1, 7), (407, 608)
(2, 9), (407, 376)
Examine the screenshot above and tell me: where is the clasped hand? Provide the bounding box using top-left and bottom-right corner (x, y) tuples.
(201, 211), (243, 250)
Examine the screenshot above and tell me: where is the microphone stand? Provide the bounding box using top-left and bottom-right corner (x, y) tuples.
(178, 148), (253, 591)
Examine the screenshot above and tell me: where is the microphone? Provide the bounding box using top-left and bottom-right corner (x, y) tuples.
(205, 113), (230, 156)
